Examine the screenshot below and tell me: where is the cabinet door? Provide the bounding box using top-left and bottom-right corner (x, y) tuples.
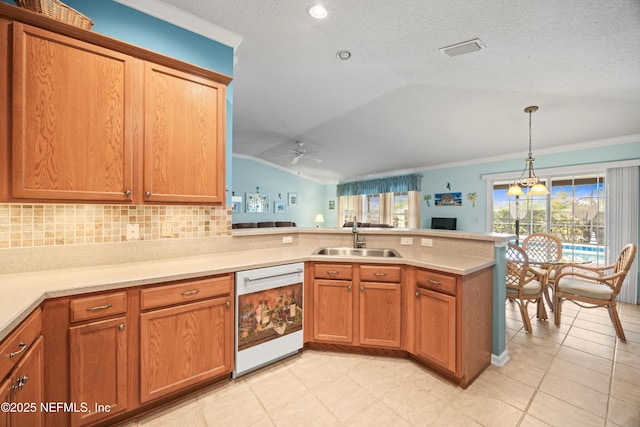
(0, 377), (9, 427)
(359, 282), (401, 348)
(140, 296), (232, 403)
(415, 288), (456, 372)
(143, 62), (226, 203)
(69, 317), (128, 427)
(8, 336), (44, 427)
(313, 279), (353, 343)
(12, 23), (135, 202)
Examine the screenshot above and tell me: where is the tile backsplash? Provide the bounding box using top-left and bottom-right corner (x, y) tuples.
(0, 204), (231, 249)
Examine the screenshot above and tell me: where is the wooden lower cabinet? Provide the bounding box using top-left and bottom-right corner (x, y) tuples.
(414, 287), (456, 371)
(2, 337), (45, 427)
(69, 316), (128, 427)
(359, 282), (402, 348)
(311, 263), (402, 349)
(313, 279), (354, 343)
(139, 295), (233, 403)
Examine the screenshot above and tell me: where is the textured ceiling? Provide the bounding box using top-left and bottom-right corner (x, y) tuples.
(142, 0), (640, 182)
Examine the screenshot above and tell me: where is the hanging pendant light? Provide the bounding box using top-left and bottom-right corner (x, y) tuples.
(506, 106), (549, 197)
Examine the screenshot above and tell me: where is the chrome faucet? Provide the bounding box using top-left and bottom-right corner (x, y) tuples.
(352, 217), (365, 248)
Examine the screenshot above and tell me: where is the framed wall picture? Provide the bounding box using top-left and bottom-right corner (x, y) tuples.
(434, 192), (462, 206)
(288, 192), (298, 206)
(246, 193), (270, 213)
(274, 201), (286, 213)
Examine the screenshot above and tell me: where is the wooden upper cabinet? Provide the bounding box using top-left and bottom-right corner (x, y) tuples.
(143, 62), (226, 203)
(12, 23), (135, 202)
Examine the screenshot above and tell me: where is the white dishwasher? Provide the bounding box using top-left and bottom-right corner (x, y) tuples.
(234, 262), (304, 377)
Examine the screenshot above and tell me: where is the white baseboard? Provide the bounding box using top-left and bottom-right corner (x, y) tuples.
(491, 350), (510, 367)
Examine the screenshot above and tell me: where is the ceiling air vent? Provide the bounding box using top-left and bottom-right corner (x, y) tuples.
(439, 38), (486, 57)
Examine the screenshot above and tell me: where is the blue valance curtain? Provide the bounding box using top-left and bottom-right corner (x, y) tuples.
(336, 173), (422, 196)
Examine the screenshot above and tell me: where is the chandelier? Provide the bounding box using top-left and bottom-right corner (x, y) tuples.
(506, 106), (549, 197)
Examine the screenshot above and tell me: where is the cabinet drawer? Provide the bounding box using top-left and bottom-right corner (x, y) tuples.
(140, 275), (232, 311)
(314, 264), (353, 280)
(360, 265), (401, 283)
(0, 308), (42, 380)
(70, 292), (127, 323)
(416, 269), (457, 296)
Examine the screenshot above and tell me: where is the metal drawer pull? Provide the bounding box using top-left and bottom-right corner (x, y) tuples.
(347, 285), (352, 291)
(11, 374), (28, 391)
(86, 303), (112, 312)
(373, 272), (387, 277)
(181, 289), (200, 296)
(427, 279), (442, 285)
(416, 292), (420, 297)
(327, 270), (339, 275)
(360, 286), (365, 292)
(118, 324), (126, 331)
(226, 301), (231, 307)
(9, 342), (28, 358)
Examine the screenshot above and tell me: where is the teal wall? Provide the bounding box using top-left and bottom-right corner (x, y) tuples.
(3, 0), (236, 202)
(232, 158), (329, 227)
(420, 140), (640, 232)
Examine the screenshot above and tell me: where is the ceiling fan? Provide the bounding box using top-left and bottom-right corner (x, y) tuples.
(284, 141), (323, 165)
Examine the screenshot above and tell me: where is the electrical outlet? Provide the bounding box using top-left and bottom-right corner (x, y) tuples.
(282, 236), (293, 244)
(421, 238), (433, 247)
(400, 237), (413, 245)
(126, 224), (140, 240)
(161, 222), (172, 237)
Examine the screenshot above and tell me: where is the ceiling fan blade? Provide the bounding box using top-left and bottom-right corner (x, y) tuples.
(292, 155), (300, 164)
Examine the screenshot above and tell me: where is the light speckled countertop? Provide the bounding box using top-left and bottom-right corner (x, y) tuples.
(1, 245), (495, 341)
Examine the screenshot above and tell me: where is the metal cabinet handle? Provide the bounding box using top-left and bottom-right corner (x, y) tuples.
(145, 191), (152, 197)
(11, 374), (28, 391)
(118, 323), (125, 331)
(427, 279), (442, 285)
(86, 303), (112, 312)
(327, 270), (339, 275)
(181, 289), (200, 296)
(9, 342), (27, 358)
(347, 285), (352, 291)
(416, 292), (420, 297)
(373, 272), (387, 277)
(226, 301), (231, 307)
(360, 286), (364, 292)
(124, 190), (131, 196)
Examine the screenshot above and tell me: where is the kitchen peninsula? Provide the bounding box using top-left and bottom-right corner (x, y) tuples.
(1, 227), (509, 426)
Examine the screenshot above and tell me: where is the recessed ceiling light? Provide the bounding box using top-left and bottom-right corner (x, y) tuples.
(439, 38), (486, 57)
(308, 4), (328, 19)
(336, 50), (351, 60)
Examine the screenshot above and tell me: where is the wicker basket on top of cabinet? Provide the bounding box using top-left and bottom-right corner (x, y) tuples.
(14, 0), (93, 29)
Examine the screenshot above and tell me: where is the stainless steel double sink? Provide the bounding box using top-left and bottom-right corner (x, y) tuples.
(312, 247), (401, 258)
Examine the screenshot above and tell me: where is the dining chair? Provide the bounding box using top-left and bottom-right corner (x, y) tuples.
(522, 233), (563, 309)
(554, 243), (637, 340)
(506, 243), (547, 332)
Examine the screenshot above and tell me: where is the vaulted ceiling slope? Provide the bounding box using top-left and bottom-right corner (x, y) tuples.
(150, 0), (640, 183)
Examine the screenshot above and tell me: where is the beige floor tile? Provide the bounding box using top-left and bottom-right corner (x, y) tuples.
(610, 374), (640, 407)
(519, 414), (553, 426)
(569, 325), (617, 347)
(198, 380), (269, 426)
(510, 333), (562, 357)
(607, 396), (640, 427)
(617, 339), (640, 355)
(268, 393), (339, 427)
(527, 391), (605, 427)
(507, 341), (555, 371)
(490, 358), (546, 388)
(343, 401), (411, 427)
(571, 318), (617, 337)
(346, 357), (411, 399)
(615, 348), (640, 368)
(247, 366), (309, 413)
(612, 360), (640, 385)
(547, 357), (612, 394)
(450, 386), (524, 427)
(470, 367), (536, 410)
(563, 335), (616, 359)
(555, 346), (613, 376)
(621, 328), (640, 344)
(311, 373), (376, 422)
(136, 397), (206, 427)
(379, 379), (449, 426)
(539, 374), (609, 418)
(430, 406), (483, 427)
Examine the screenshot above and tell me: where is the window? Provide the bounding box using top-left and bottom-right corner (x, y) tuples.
(492, 173), (605, 264)
(339, 191), (419, 228)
